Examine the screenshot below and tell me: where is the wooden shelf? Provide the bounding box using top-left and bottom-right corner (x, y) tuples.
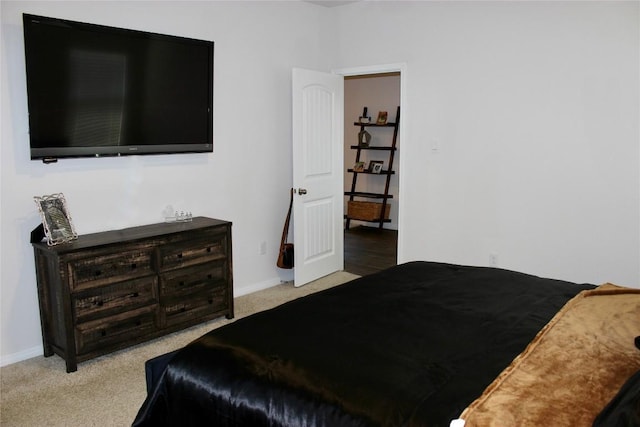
(349, 145), (396, 151)
(353, 122), (397, 127)
(345, 192), (394, 199)
(344, 214), (392, 223)
(347, 169), (395, 175)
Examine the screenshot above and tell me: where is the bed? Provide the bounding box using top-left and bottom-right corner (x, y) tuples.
(132, 261), (640, 426)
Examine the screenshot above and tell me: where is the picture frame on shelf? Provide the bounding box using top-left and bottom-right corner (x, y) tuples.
(376, 111), (388, 125)
(353, 162), (366, 172)
(369, 160), (384, 173)
(34, 193), (78, 246)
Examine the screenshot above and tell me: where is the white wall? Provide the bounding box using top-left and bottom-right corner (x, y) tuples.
(344, 74), (401, 229)
(332, 1), (640, 287)
(0, 0), (331, 365)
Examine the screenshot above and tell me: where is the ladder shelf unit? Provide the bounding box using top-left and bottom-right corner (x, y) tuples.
(345, 106), (399, 230)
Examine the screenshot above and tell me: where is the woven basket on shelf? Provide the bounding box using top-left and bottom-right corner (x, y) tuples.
(347, 201), (390, 221)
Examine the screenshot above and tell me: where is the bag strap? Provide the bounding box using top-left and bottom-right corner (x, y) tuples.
(280, 188), (294, 248)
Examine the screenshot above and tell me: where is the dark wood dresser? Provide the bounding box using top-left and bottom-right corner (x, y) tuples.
(32, 217), (233, 372)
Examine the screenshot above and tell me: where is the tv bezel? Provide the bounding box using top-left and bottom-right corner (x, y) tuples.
(22, 14), (214, 162)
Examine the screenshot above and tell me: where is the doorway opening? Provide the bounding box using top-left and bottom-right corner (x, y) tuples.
(341, 71), (400, 276)
(344, 226), (397, 276)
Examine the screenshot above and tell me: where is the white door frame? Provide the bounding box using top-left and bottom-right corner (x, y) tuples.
(332, 63), (407, 264)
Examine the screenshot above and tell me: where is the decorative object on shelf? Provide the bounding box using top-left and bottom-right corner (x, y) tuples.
(369, 160), (384, 174)
(358, 106), (371, 124)
(33, 193), (78, 246)
(353, 162), (366, 172)
(358, 129), (371, 147)
(376, 111), (388, 125)
(347, 201), (391, 222)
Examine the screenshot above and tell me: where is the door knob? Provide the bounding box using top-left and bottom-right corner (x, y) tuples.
(297, 188), (308, 195)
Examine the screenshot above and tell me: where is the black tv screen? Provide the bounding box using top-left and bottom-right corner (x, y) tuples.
(23, 14), (213, 162)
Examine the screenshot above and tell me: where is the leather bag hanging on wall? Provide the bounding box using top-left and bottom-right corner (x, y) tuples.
(277, 188), (294, 269)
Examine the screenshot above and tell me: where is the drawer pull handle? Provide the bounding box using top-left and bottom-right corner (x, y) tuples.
(100, 330), (107, 337)
(135, 320), (142, 326)
(131, 292), (139, 298)
(131, 263), (137, 269)
(179, 281), (185, 287)
(94, 270), (102, 277)
(177, 253), (183, 259)
(206, 247), (211, 253)
(208, 299), (214, 304)
(180, 307), (186, 312)
(95, 300), (104, 306)
(207, 274), (213, 280)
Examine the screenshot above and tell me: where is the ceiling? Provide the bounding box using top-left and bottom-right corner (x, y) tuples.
(305, 1), (360, 7)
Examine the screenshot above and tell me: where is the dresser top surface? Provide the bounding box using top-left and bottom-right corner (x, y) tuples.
(32, 217), (231, 253)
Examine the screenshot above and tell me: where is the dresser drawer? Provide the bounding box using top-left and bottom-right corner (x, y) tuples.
(159, 262), (227, 298)
(75, 306), (157, 355)
(70, 248), (154, 291)
(74, 276), (158, 323)
(160, 288), (227, 328)
(158, 230), (227, 271)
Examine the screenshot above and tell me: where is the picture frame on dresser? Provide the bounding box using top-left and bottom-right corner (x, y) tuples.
(33, 193), (78, 246)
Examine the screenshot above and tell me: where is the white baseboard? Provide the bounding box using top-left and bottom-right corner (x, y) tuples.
(234, 277), (284, 297)
(1, 345), (42, 367)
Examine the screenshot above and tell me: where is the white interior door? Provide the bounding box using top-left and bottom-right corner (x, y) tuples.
(292, 68), (344, 287)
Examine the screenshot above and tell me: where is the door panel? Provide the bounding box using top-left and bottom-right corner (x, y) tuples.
(292, 68), (344, 286)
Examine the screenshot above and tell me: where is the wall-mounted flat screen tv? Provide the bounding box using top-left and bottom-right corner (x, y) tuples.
(23, 14), (214, 162)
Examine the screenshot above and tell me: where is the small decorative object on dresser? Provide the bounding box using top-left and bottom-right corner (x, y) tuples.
(34, 193), (78, 245)
(31, 216), (233, 372)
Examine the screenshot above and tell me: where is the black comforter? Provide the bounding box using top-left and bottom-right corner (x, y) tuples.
(133, 261), (594, 427)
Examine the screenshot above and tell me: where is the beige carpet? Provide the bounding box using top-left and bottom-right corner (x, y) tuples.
(1, 271), (359, 427)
